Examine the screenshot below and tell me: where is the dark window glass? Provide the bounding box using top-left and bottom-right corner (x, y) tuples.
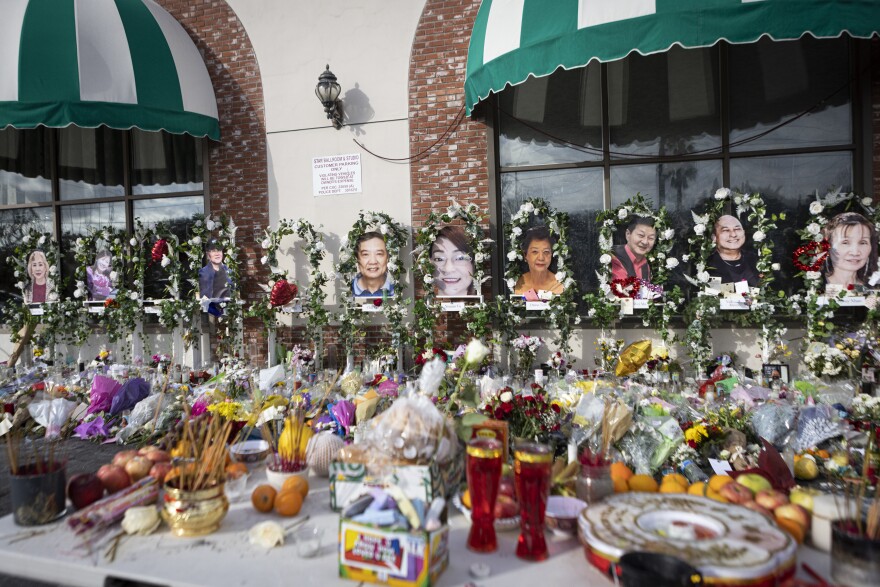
(58, 127), (125, 200)
(728, 36), (851, 151)
(0, 207), (54, 307)
(0, 128), (52, 205)
(131, 130), (204, 195)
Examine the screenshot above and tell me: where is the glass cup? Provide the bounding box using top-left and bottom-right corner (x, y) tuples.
(465, 437), (503, 553)
(294, 524), (324, 558)
(514, 442), (553, 561)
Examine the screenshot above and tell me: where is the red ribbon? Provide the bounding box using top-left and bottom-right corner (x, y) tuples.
(610, 276), (642, 299)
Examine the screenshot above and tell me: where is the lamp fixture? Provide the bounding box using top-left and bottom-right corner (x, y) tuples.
(315, 65), (343, 129)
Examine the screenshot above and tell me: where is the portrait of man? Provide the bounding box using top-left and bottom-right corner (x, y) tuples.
(707, 215), (759, 287)
(432, 225), (476, 297)
(610, 216), (656, 282)
(198, 240), (232, 300)
(24, 250), (55, 304)
(513, 225), (564, 295)
(352, 231), (394, 297)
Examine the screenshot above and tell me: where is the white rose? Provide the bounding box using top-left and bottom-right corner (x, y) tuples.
(663, 228), (675, 239)
(109, 271), (118, 281)
(807, 223), (821, 235)
(809, 201), (824, 215)
(248, 521), (285, 548)
(74, 290), (81, 298)
(387, 262), (398, 272)
(599, 254), (612, 264)
(260, 256), (268, 265)
(618, 209), (628, 220)
(806, 271), (822, 280)
(194, 219), (203, 227)
(38, 235), (46, 245)
(76, 238), (83, 247)
(506, 278), (516, 289)
(715, 188), (730, 200)
(129, 291), (138, 300)
(734, 196), (743, 205)
(512, 226), (522, 236)
(522, 202), (534, 213)
(666, 258), (679, 269)
(14, 271), (19, 278)
(130, 238), (138, 246)
(555, 271), (566, 281)
(507, 251), (517, 261)
(47, 292), (58, 302)
(424, 275), (434, 284)
(261, 239), (270, 249)
(697, 271), (710, 283)
(191, 236), (202, 245)
(121, 506), (161, 535)
(464, 339), (490, 365)
(206, 220), (217, 231)
(314, 242), (325, 251)
(161, 255), (171, 267)
(682, 254), (690, 262)
(861, 197), (873, 207)
(500, 391), (513, 403)
(752, 230), (766, 242)
(600, 283), (611, 295)
(771, 263), (780, 271)
(694, 224), (706, 235)
(49, 265), (57, 274)
(15, 281), (24, 290)
(380, 224), (389, 235)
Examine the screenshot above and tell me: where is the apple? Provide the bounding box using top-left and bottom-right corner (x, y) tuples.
(789, 487), (820, 513)
(719, 482), (753, 504)
(97, 464), (131, 494)
(742, 500), (773, 518)
(755, 489), (789, 511)
(149, 462), (173, 484)
(67, 473), (105, 509)
(736, 473), (772, 494)
(494, 495), (519, 519)
(144, 449), (170, 464)
(125, 456), (153, 482)
(498, 477), (516, 499)
(112, 449), (139, 468)
(775, 503), (811, 531)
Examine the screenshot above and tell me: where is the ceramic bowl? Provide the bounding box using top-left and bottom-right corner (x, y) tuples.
(229, 439), (271, 467)
(545, 495), (586, 536)
(265, 464), (309, 491)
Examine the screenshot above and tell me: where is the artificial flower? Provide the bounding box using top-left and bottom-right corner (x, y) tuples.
(122, 506), (161, 535)
(714, 188), (730, 200)
(809, 201), (824, 215)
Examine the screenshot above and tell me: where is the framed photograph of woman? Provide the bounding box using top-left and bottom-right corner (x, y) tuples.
(513, 225), (565, 297)
(431, 225), (477, 297)
(23, 249), (56, 304)
(86, 248), (117, 301)
(706, 215), (760, 288)
(822, 211), (879, 293)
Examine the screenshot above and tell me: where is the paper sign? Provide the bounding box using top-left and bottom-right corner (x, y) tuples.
(360, 304), (383, 313)
(440, 302), (464, 312)
(709, 459), (734, 476)
(720, 283), (735, 295)
(817, 295), (867, 307)
(87, 305), (105, 314)
(525, 301), (550, 310)
(633, 299), (649, 310)
(734, 280), (750, 294)
(312, 153), (362, 196)
(720, 298), (749, 310)
(144, 306), (160, 315)
(620, 298), (634, 315)
(29, 307), (44, 316)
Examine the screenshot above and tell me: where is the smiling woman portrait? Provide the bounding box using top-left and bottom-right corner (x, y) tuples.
(431, 225), (476, 297)
(24, 250), (54, 304)
(86, 249), (115, 301)
(707, 214), (760, 287)
(823, 211), (878, 289)
(611, 216), (656, 282)
(513, 225), (564, 295)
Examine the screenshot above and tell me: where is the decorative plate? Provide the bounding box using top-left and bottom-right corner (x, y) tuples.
(451, 491), (520, 532)
(578, 493), (796, 583)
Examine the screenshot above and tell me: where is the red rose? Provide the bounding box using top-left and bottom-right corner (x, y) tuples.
(373, 298), (383, 307)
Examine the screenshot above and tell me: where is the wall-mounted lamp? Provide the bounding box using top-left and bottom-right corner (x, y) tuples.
(315, 65), (343, 129)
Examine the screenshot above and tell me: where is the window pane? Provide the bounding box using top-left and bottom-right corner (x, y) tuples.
(0, 128), (51, 205)
(609, 46), (721, 158)
(60, 202), (125, 296)
(499, 63), (603, 167)
(131, 130), (204, 195)
(58, 127), (125, 200)
(731, 152), (853, 292)
(501, 168), (604, 291)
(133, 196), (204, 299)
(728, 37), (851, 151)
(0, 207), (54, 306)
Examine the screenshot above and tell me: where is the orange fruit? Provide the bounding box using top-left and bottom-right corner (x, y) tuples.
(705, 488), (729, 503)
(627, 474), (659, 493)
(251, 484), (277, 513)
(613, 477), (629, 493)
(662, 473), (689, 488)
(775, 517), (805, 544)
(708, 474), (734, 493)
(225, 462), (249, 480)
(610, 462), (634, 482)
(687, 482), (707, 497)
(659, 481), (686, 494)
(281, 475), (309, 499)
(274, 489), (303, 517)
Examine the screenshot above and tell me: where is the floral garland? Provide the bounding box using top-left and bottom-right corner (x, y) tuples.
(336, 210), (409, 356)
(502, 198), (580, 353)
(179, 214), (241, 355)
(582, 193), (682, 344)
(412, 200), (491, 345)
(249, 218), (330, 345)
(793, 189), (880, 346)
(683, 188), (785, 375)
(73, 226), (143, 348)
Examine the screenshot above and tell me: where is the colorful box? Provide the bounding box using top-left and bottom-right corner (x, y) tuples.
(339, 520), (449, 587)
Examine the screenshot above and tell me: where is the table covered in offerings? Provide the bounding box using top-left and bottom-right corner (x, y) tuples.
(0, 473), (834, 587)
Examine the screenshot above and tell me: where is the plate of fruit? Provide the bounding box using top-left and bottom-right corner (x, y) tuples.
(452, 476), (521, 531)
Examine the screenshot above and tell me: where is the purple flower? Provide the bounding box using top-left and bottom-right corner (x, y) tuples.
(191, 395), (210, 418)
(74, 416), (110, 440)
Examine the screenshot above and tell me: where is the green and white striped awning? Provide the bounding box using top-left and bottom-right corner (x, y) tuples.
(0, 0), (220, 140)
(466, 0), (880, 115)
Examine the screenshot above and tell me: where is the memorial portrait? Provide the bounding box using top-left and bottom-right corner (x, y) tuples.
(610, 216), (656, 283)
(431, 225), (476, 297)
(352, 231), (394, 297)
(706, 215), (760, 288)
(23, 249), (55, 304)
(86, 248), (116, 301)
(198, 239), (233, 301)
(513, 225), (564, 296)
(823, 212), (878, 290)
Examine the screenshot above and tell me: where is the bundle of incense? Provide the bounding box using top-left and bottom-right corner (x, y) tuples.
(67, 477), (159, 546)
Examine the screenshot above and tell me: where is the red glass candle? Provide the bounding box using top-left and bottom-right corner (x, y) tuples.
(466, 437), (503, 552)
(514, 442), (553, 561)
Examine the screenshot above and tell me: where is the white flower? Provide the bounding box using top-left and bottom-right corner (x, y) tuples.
(23, 234), (31, 244)
(47, 292), (58, 302)
(771, 263), (780, 271)
(522, 202), (534, 214)
(512, 226), (522, 236)
(666, 258), (679, 269)
(617, 209), (628, 220)
(694, 224), (706, 235)
(248, 521), (285, 548)
(206, 220), (217, 231)
(587, 308), (596, 318)
(663, 228), (675, 240)
(734, 196), (743, 205)
(500, 391), (513, 403)
(506, 278), (516, 289)
(109, 271), (118, 281)
(715, 188), (731, 200)
(697, 271), (710, 283)
(74, 290), (81, 298)
(314, 241), (325, 251)
(387, 262), (398, 273)
(121, 506), (161, 535)
(507, 251), (517, 261)
(260, 256), (268, 265)
(600, 283), (611, 295)
(861, 197), (873, 207)
(261, 239), (270, 249)
(424, 275), (434, 284)
(191, 236), (202, 245)
(13, 271), (19, 278)
(809, 201), (824, 215)
(48, 265), (57, 274)
(555, 271), (566, 281)
(682, 254), (690, 262)
(129, 291), (138, 300)
(464, 339), (490, 365)
(379, 224), (389, 235)
(75, 237), (83, 247)
(15, 281), (24, 290)
(599, 254), (612, 264)
(38, 235), (46, 245)
(806, 271), (822, 280)
(160, 255), (171, 267)
(752, 230), (766, 242)
(807, 223), (821, 235)
(130, 238), (138, 246)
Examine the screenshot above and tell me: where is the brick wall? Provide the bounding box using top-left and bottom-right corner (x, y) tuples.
(409, 0), (491, 345)
(157, 0), (270, 363)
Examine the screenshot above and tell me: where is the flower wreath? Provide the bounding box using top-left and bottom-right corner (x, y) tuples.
(336, 211), (410, 356)
(249, 218), (330, 345)
(413, 200), (491, 345)
(502, 198), (580, 353)
(793, 189), (880, 345)
(73, 226), (143, 347)
(683, 188), (785, 374)
(582, 193), (682, 345)
(179, 214), (242, 355)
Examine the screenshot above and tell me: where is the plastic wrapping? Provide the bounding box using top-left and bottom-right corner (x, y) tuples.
(360, 393), (453, 464)
(86, 375), (122, 415)
(27, 396), (77, 439)
(751, 402), (797, 448)
(417, 357), (446, 397)
(617, 423), (659, 475)
(109, 378), (150, 415)
(117, 393), (173, 442)
(796, 405), (845, 452)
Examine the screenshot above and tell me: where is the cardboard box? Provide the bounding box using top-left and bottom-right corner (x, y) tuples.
(339, 520), (449, 587)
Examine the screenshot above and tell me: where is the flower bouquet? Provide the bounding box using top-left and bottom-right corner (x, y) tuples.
(511, 334), (543, 379)
(481, 383), (561, 448)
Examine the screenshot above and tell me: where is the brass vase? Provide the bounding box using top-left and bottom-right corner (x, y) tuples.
(161, 481), (228, 537)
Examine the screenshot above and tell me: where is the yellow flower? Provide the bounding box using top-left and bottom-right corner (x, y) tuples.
(573, 381), (596, 394)
(208, 401), (244, 421)
(685, 424), (708, 444)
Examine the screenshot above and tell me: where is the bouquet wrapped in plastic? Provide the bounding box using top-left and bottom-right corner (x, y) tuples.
(750, 402), (797, 448)
(86, 375), (122, 415)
